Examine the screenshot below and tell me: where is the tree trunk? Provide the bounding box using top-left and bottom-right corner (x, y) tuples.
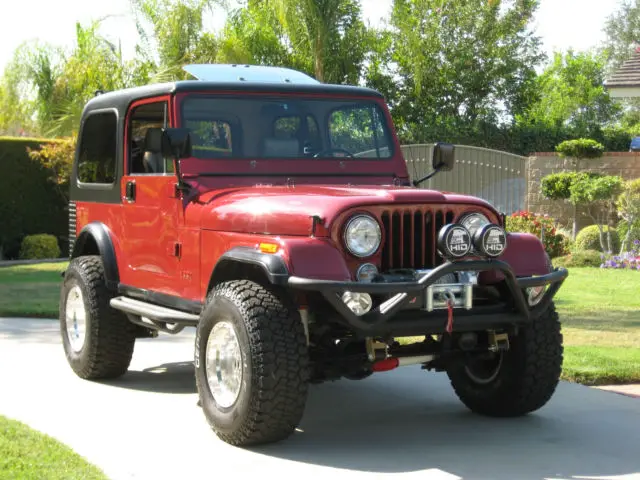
(314, 33), (324, 82)
(621, 215), (636, 254)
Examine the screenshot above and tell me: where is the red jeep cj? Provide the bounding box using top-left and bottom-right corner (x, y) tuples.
(60, 64), (568, 446)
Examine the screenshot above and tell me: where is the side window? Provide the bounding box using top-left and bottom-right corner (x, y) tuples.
(128, 102), (171, 174)
(77, 111), (117, 184)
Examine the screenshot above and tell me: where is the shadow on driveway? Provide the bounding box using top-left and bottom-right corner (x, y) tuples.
(95, 357), (640, 479)
(100, 361), (196, 394)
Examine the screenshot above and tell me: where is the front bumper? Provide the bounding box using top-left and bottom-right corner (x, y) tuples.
(288, 259), (568, 336)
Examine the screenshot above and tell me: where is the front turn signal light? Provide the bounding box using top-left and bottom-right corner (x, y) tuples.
(258, 242), (279, 254)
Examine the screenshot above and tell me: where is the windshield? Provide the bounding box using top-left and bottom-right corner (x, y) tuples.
(180, 95), (394, 160)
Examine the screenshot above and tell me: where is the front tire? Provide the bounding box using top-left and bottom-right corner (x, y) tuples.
(195, 280), (309, 446)
(60, 255), (137, 379)
(446, 302), (563, 417)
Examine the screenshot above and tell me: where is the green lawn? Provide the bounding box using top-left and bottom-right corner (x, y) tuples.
(554, 267), (640, 385)
(0, 415), (106, 480)
(0, 262), (66, 318)
(0, 262), (638, 385)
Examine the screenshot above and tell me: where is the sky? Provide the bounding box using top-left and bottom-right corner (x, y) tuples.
(0, 0), (622, 75)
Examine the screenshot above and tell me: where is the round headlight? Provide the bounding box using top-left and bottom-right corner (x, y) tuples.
(344, 215), (381, 258)
(460, 213), (491, 236)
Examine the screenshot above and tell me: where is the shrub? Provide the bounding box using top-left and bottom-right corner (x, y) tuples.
(575, 224), (620, 253)
(555, 138), (605, 159)
(19, 234), (61, 260)
(553, 249), (602, 268)
(0, 137), (68, 259)
(505, 211), (570, 258)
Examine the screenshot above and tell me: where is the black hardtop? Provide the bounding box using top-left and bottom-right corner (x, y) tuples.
(82, 80), (384, 119)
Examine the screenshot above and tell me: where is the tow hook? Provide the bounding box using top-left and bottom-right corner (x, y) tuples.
(488, 331), (510, 352)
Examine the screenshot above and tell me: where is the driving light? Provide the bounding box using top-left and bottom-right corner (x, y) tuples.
(437, 224), (472, 259)
(526, 286), (546, 306)
(341, 291), (373, 316)
(344, 214), (381, 258)
(472, 224), (508, 257)
(459, 213), (491, 236)
(356, 263), (378, 283)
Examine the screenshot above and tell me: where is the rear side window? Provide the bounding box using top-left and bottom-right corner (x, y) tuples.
(77, 111), (117, 184)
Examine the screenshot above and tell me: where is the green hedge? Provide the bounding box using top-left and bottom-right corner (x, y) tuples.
(0, 137), (68, 259)
(402, 120), (631, 156)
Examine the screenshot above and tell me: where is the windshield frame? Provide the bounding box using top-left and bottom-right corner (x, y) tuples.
(173, 90), (406, 179)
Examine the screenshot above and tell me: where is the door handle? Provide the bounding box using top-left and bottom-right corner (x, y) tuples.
(125, 181), (136, 203)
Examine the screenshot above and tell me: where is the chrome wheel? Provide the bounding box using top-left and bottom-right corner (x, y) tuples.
(464, 352), (503, 385)
(205, 321), (243, 408)
(65, 285), (87, 353)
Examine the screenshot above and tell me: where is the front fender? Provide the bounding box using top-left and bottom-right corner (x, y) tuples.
(280, 238), (351, 281)
(480, 232), (552, 284)
(205, 235), (351, 294)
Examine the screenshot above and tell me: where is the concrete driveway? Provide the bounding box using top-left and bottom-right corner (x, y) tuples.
(1, 318), (639, 480)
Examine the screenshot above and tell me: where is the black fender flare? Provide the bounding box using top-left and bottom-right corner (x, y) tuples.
(71, 222), (119, 290)
(210, 246), (290, 289)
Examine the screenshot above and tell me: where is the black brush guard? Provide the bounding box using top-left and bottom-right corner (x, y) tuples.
(288, 259), (568, 336)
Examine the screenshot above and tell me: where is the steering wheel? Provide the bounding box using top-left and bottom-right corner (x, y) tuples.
(313, 148), (354, 158)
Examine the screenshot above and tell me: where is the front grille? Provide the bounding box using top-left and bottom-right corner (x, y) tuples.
(380, 208), (455, 270)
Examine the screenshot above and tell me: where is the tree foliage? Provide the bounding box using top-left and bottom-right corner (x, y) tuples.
(617, 178), (640, 252)
(541, 172), (579, 200)
(387, 0), (544, 136)
(27, 136), (76, 203)
(0, 21), (151, 137)
(516, 51), (622, 135)
(0, 0), (632, 154)
(569, 174), (624, 253)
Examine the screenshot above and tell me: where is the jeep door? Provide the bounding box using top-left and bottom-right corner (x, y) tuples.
(118, 97), (184, 296)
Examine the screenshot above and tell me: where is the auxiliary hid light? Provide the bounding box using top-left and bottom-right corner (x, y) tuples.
(341, 291), (373, 316)
(472, 224), (508, 258)
(437, 224), (472, 259)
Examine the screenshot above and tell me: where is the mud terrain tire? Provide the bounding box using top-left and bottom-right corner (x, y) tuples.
(60, 255), (137, 379)
(446, 302), (563, 416)
(195, 280), (309, 446)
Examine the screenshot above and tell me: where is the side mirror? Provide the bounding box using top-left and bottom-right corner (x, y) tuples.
(161, 128), (192, 159)
(145, 127), (192, 159)
(432, 142), (455, 172)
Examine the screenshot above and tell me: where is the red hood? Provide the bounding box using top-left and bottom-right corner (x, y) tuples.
(194, 185), (499, 236)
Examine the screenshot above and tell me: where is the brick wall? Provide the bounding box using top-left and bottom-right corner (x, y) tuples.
(526, 152), (640, 232)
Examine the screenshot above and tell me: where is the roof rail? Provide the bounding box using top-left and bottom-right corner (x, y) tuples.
(182, 64), (321, 85)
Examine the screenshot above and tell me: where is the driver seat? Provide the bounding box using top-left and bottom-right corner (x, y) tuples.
(143, 128), (165, 173)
